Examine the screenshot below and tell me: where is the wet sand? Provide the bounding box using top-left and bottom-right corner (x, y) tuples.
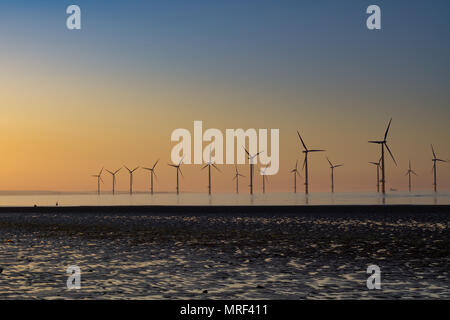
(0, 205), (449, 299)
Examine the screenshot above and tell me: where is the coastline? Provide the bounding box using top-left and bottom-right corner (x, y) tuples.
(0, 204), (450, 215)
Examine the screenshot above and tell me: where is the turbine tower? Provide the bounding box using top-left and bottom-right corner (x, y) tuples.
(168, 157), (184, 194)
(202, 149), (221, 195)
(369, 118), (397, 194)
(405, 160), (417, 192)
(260, 166), (269, 194)
(124, 166), (139, 195)
(369, 158), (381, 193)
(290, 160), (301, 193)
(297, 131), (325, 194)
(91, 167), (104, 195)
(142, 160), (159, 194)
(232, 165), (245, 194)
(327, 157), (343, 193)
(105, 168), (121, 195)
(244, 147), (262, 195)
(431, 145), (448, 192)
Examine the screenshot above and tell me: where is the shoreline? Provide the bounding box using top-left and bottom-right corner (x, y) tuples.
(0, 204), (449, 215)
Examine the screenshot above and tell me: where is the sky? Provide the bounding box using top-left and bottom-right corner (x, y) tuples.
(0, 0), (449, 193)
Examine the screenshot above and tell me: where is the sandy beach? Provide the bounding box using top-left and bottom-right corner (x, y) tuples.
(0, 205), (449, 299)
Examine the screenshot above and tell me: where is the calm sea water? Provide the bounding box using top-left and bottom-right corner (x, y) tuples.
(0, 191), (449, 207)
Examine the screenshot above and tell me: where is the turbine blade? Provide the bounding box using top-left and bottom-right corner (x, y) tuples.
(385, 143), (397, 166)
(384, 118), (392, 140)
(178, 167), (184, 178)
(412, 171), (418, 176)
(168, 164), (177, 168)
(201, 165), (208, 170)
(124, 165), (131, 172)
(326, 157), (332, 167)
(106, 169), (113, 175)
(153, 159), (159, 169)
(243, 146), (250, 156)
(335, 164), (343, 168)
(368, 141), (383, 144)
(114, 168), (122, 174)
(302, 157), (306, 170)
(212, 163), (221, 172)
(308, 150), (325, 153)
(297, 131), (307, 150)
(178, 156), (184, 166)
(232, 175), (237, 181)
(431, 144), (436, 159)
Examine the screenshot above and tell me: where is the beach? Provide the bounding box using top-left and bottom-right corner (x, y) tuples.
(0, 205), (449, 299)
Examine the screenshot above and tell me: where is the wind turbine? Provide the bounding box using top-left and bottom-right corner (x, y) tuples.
(326, 157), (343, 193)
(290, 160), (301, 193)
(368, 118), (397, 194)
(168, 157), (184, 194)
(244, 147), (262, 195)
(297, 131), (325, 194)
(431, 145), (448, 192)
(232, 165), (245, 194)
(260, 166), (269, 194)
(124, 166), (139, 195)
(369, 158), (382, 193)
(142, 160), (159, 194)
(105, 168), (121, 195)
(405, 160), (418, 193)
(92, 167), (104, 195)
(202, 149), (221, 195)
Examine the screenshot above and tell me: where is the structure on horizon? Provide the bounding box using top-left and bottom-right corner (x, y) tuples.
(369, 118), (397, 194)
(105, 168), (121, 195)
(297, 131), (325, 194)
(142, 160), (159, 194)
(326, 157), (343, 193)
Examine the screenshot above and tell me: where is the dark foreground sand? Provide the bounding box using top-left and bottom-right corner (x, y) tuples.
(0, 205), (449, 299)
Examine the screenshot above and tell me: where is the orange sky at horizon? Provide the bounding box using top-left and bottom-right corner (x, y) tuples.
(1, 2), (449, 194)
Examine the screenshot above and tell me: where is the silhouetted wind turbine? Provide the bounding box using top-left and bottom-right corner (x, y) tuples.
(92, 167), (104, 195)
(327, 157), (343, 193)
(168, 157), (184, 194)
(297, 131), (325, 194)
(202, 149), (221, 195)
(124, 165), (139, 195)
(260, 166), (269, 194)
(369, 158), (382, 193)
(105, 168), (121, 195)
(232, 165), (245, 194)
(290, 160), (301, 193)
(431, 145), (448, 192)
(142, 160), (159, 194)
(244, 147), (262, 195)
(405, 160), (417, 193)
(369, 118), (397, 194)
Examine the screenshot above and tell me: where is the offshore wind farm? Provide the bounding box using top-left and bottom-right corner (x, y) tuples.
(0, 0), (449, 303)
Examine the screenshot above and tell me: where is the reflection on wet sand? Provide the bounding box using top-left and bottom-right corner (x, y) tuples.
(0, 207), (448, 299)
